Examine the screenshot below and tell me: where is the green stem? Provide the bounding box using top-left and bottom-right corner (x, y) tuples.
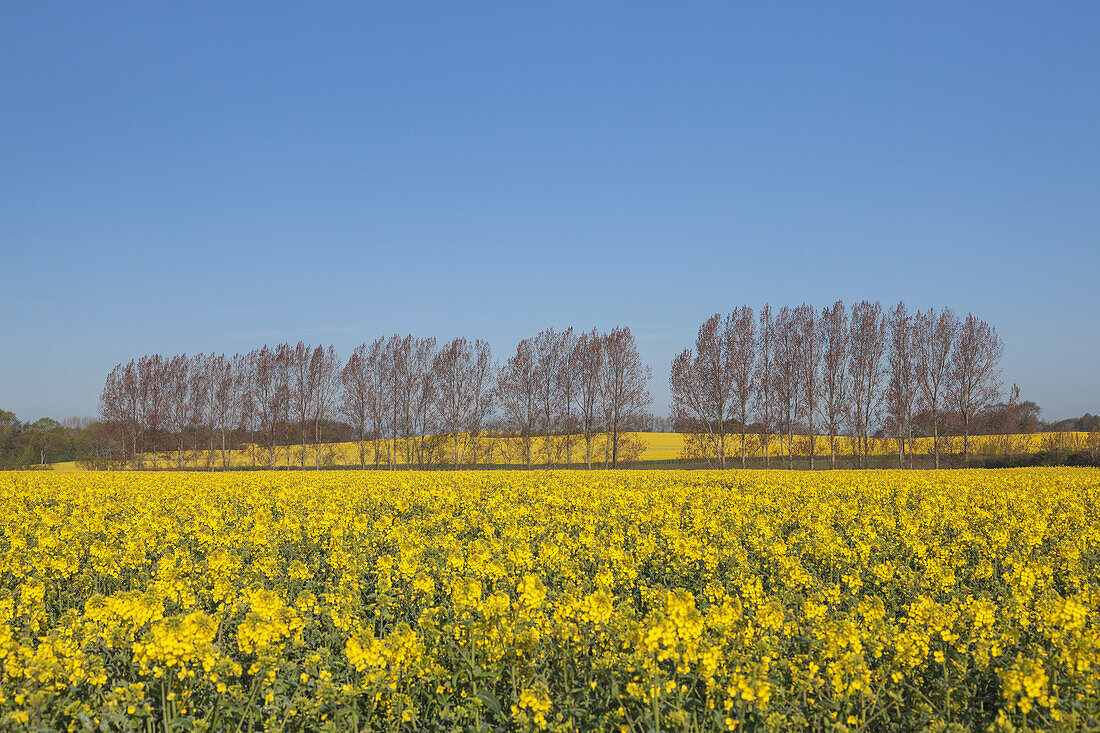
(233, 671), (264, 733)
(161, 678), (171, 733)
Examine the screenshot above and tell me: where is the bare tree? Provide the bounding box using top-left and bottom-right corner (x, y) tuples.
(341, 344), (373, 468)
(754, 305), (775, 467)
(274, 344), (295, 468)
(794, 304), (820, 469)
(365, 338), (388, 468)
(573, 329), (604, 469)
(949, 313), (1003, 462)
(886, 302), (917, 468)
(226, 353), (244, 467)
(498, 338), (539, 468)
(729, 306), (756, 469)
(818, 301), (848, 469)
(400, 338), (422, 466)
(847, 301), (886, 468)
(773, 306), (801, 469)
(100, 362), (129, 465)
(249, 346), (275, 468)
(290, 342), (314, 468)
(434, 337), (476, 469)
(186, 353), (213, 468)
(599, 327), (652, 468)
(311, 345), (341, 469)
(231, 353), (246, 467)
(669, 350), (705, 462)
(556, 330), (578, 466)
(141, 354), (170, 470)
(408, 337), (439, 469)
(100, 360), (142, 466)
(533, 328), (568, 467)
(467, 340), (494, 466)
(209, 354), (237, 469)
(250, 345), (286, 469)
(131, 360), (151, 467)
(914, 307), (957, 468)
(669, 313), (736, 468)
(237, 351), (258, 468)
(165, 354), (191, 468)
(382, 335), (412, 469)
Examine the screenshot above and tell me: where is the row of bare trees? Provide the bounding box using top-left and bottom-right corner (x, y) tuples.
(497, 327), (652, 469)
(100, 346), (344, 470)
(99, 327), (651, 469)
(670, 301), (1005, 468)
(338, 336), (494, 469)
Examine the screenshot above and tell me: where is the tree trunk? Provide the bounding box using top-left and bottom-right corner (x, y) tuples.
(741, 426), (747, 469)
(788, 428), (794, 470)
(808, 417), (815, 470)
(963, 413), (970, 462)
(908, 419), (914, 469)
(933, 405), (940, 469)
(546, 416), (553, 469)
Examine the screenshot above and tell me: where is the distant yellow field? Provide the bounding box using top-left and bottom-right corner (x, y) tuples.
(55, 431), (1097, 470)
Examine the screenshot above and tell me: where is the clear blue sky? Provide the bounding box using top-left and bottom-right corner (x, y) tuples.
(2, 2), (1098, 421)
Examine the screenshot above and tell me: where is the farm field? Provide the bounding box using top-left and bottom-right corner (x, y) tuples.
(58, 431), (1098, 471)
(1, 469), (1098, 731)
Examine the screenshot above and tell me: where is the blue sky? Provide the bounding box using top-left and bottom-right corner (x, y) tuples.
(2, 2), (1098, 421)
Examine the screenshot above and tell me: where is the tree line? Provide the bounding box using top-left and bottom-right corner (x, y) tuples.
(96, 328), (651, 470)
(670, 301), (1010, 468)
(4, 302), (1098, 470)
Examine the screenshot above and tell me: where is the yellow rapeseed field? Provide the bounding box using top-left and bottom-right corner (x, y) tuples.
(89, 431), (1097, 470)
(1, 469), (1098, 731)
